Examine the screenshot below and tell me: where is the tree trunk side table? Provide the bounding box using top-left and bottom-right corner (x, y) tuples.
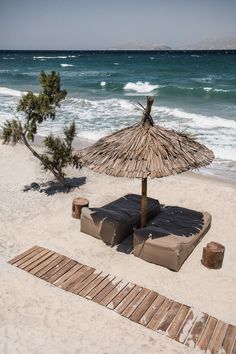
(201, 242), (225, 269)
(72, 197), (89, 219)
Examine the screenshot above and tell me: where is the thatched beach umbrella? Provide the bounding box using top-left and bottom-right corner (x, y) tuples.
(78, 97), (214, 227)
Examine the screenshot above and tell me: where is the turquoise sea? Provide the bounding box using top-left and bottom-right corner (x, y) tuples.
(0, 50), (236, 180)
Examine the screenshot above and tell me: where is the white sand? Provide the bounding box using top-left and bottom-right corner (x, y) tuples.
(0, 143), (235, 354)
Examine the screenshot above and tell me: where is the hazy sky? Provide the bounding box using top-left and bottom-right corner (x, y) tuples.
(0, 0), (236, 49)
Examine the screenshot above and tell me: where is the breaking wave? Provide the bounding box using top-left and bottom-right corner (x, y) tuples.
(153, 106), (236, 130)
(33, 56), (68, 59)
(124, 81), (160, 93)
(0, 86), (25, 97)
(0, 90), (235, 162)
(156, 85), (236, 99)
(60, 63), (74, 67)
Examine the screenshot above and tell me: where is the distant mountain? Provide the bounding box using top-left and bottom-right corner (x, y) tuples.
(107, 38), (236, 51)
(107, 41), (171, 50)
(181, 37), (236, 50)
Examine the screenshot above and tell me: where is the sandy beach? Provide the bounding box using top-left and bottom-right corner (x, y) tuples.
(0, 141), (236, 354)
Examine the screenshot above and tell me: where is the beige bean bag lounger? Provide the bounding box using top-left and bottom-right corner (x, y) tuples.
(81, 194), (160, 246)
(133, 206), (211, 271)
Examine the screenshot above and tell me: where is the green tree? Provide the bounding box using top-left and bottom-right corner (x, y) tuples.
(2, 71), (79, 187)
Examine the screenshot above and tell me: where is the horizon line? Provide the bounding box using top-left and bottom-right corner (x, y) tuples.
(1, 49), (236, 52)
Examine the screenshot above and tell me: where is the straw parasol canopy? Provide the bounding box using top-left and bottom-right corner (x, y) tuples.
(78, 97), (214, 227)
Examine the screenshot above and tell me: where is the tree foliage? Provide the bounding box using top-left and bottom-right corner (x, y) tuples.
(42, 121), (79, 177)
(2, 71), (79, 187)
(2, 119), (22, 144)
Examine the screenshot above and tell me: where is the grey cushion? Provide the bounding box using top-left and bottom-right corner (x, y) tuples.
(133, 206), (212, 271)
(80, 194), (160, 246)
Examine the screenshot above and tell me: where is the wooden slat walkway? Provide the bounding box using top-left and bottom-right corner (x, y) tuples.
(9, 246), (236, 354)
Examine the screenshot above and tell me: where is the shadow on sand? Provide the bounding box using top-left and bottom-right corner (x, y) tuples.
(23, 177), (86, 196)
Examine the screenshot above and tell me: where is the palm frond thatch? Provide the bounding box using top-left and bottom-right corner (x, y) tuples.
(78, 107), (214, 179)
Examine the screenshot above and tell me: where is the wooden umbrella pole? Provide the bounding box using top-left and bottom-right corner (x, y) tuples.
(141, 177), (147, 228)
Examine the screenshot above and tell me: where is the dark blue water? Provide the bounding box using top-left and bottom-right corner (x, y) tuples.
(0, 50), (236, 179)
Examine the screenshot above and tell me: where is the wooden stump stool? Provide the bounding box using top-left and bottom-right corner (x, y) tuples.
(72, 197), (89, 219)
(201, 242), (225, 269)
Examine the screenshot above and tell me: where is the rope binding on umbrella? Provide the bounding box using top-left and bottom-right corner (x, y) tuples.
(140, 96), (154, 128)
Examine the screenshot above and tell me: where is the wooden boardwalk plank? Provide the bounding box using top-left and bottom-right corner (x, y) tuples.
(13, 247), (44, 267)
(130, 291), (158, 323)
(175, 309), (199, 343)
(167, 305), (190, 339)
(121, 288), (150, 319)
(62, 265), (94, 292)
(35, 255), (66, 278)
(185, 312), (209, 348)
(53, 263), (83, 287)
(68, 267), (96, 293)
(222, 325), (236, 354)
(147, 298), (173, 330)
(75, 270), (103, 295)
(107, 283), (135, 310)
(64, 265), (93, 291)
(93, 277), (122, 304)
(23, 251), (54, 272)
(18, 249), (50, 269)
(139, 294), (165, 327)
(59, 265), (88, 290)
(99, 280), (129, 307)
(8, 246), (236, 354)
(79, 273), (109, 298)
(29, 253), (60, 275)
(207, 320), (228, 354)
(197, 317), (218, 352)
(156, 301), (182, 333)
(8, 246), (40, 265)
(115, 286), (143, 314)
(43, 259), (76, 282)
(231, 339), (236, 354)
(86, 275), (116, 300)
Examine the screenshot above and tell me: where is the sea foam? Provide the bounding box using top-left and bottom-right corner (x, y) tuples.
(154, 106), (236, 130)
(124, 81), (159, 93)
(60, 64), (74, 67)
(33, 56), (68, 59)
(0, 87), (25, 97)
(203, 87), (230, 93)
